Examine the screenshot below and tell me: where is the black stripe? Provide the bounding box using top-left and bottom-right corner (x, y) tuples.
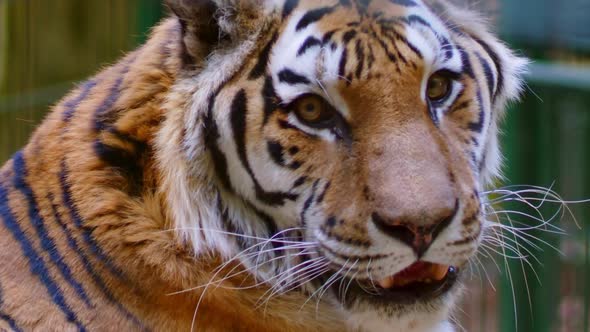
(355, 39), (365, 79)
(204, 90), (235, 193)
(59, 160), (125, 280)
(297, 37), (322, 56)
(390, 0), (418, 6)
(63, 80), (98, 123)
(262, 76), (280, 125)
(468, 91), (485, 133)
(470, 151), (478, 168)
(296, 7), (334, 31)
(289, 161), (302, 170)
(450, 100), (471, 113)
(300, 180), (320, 226)
(230, 90), (299, 206)
(0, 164), (86, 331)
(342, 30), (357, 44)
(0, 312), (22, 332)
(46, 192), (144, 329)
(93, 75), (126, 132)
(282, 0), (299, 18)
(251, 205), (280, 240)
(374, 32), (398, 64)
(216, 195), (252, 252)
(473, 37), (503, 101)
(93, 58), (135, 132)
(381, 28), (408, 65)
(475, 52), (496, 98)
(338, 46), (349, 79)
(292, 176), (307, 188)
(316, 181), (331, 204)
(427, 102), (439, 127)
(406, 14), (431, 28)
(387, 15), (441, 59)
(267, 141), (287, 167)
(322, 30), (338, 45)
(278, 69), (310, 85)
(278, 119), (299, 131)
(0, 282), (19, 331)
(380, 25), (423, 59)
(12, 152), (93, 308)
(457, 45), (475, 78)
(440, 37), (453, 60)
(93, 130), (146, 197)
(249, 32), (278, 80)
(367, 43), (375, 69)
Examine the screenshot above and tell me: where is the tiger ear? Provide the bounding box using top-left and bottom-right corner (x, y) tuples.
(165, 0), (265, 65)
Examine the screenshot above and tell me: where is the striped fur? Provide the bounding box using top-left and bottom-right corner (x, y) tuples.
(0, 1), (526, 331)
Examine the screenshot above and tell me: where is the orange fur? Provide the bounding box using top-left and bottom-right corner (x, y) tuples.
(0, 19), (342, 331)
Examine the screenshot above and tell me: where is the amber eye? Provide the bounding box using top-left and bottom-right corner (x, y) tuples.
(427, 72), (452, 102)
(292, 94), (335, 125)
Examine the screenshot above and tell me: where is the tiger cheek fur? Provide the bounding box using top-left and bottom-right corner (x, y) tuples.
(0, 0), (527, 331)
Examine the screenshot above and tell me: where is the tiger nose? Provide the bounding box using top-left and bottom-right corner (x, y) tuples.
(372, 201), (459, 257)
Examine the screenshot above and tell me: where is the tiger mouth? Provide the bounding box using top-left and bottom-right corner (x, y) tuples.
(375, 262), (453, 289)
(333, 262), (459, 306)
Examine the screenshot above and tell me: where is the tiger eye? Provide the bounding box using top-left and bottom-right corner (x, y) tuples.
(427, 73), (452, 101)
(294, 95), (328, 123)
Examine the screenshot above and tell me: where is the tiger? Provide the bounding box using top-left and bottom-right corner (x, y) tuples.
(0, 0), (528, 331)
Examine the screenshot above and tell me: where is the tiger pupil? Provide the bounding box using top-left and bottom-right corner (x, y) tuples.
(428, 75), (450, 101)
(298, 99), (322, 121)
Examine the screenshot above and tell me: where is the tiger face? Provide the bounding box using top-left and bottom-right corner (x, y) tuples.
(161, 0), (527, 330)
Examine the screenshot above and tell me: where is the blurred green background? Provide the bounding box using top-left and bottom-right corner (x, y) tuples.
(0, 1), (588, 331)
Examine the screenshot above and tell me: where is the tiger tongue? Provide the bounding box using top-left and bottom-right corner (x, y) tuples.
(377, 262), (450, 289)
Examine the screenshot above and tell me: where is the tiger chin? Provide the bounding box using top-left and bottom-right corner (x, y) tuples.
(0, 0), (527, 331)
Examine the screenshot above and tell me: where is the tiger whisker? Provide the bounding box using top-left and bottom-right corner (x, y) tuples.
(213, 252), (321, 292)
(483, 222), (545, 255)
(270, 261), (330, 298)
(187, 226), (319, 329)
(484, 184), (587, 228)
(478, 242), (528, 260)
(338, 260), (358, 301)
(483, 232), (543, 265)
(486, 209), (559, 231)
(473, 255), (496, 290)
(257, 256), (326, 300)
(274, 265), (331, 299)
(365, 258), (380, 294)
(485, 222), (564, 255)
(314, 273), (344, 318)
(299, 260), (348, 313)
(476, 244), (502, 273)
(257, 258), (330, 309)
(342, 263), (360, 300)
(157, 226), (308, 245)
(168, 243), (315, 296)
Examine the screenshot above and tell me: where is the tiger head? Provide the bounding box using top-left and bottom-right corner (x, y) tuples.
(159, 0), (527, 330)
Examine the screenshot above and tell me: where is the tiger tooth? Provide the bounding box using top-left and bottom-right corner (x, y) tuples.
(433, 264), (450, 281)
(378, 276), (395, 289)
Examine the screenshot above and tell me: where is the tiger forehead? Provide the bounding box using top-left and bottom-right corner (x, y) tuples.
(273, 0), (456, 76)
(268, 0), (460, 109)
(284, 0), (439, 32)
(289, 0), (420, 16)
